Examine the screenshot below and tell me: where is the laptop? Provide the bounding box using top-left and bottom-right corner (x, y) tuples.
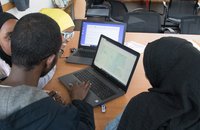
(66, 20), (127, 65)
(59, 35), (140, 107)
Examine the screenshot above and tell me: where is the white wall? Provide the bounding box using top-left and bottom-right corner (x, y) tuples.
(7, 0), (54, 18)
(1, 0), (10, 5)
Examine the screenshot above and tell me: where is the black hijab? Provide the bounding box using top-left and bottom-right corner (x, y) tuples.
(0, 12), (17, 29)
(117, 37), (200, 130)
(0, 12), (17, 67)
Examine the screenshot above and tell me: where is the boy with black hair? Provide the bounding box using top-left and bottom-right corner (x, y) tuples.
(0, 12), (57, 89)
(0, 13), (94, 130)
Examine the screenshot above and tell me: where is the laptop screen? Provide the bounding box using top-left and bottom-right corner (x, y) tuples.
(94, 36), (138, 86)
(80, 21), (126, 47)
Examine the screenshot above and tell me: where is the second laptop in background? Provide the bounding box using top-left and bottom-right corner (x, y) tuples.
(66, 20), (127, 65)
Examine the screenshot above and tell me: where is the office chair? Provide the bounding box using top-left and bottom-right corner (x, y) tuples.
(85, 0), (110, 19)
(107, 0), (128, 22)
(163, 0), (200, 27)
(123, 11), (162, 33)
(92, 0), (104, 5)
(86, 0), (106, 8)
(180, 16), (200, 34)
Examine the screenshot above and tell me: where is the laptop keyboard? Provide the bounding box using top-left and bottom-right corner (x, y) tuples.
(74, 50), (95, 58)
(73, 70), (115, 100)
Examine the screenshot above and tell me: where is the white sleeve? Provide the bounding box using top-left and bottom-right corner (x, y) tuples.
(37, 65), (56, 89)
(0, 58), (11, 79)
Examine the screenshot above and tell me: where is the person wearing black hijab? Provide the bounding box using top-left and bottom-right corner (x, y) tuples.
(0, 12), (17, 80)
(117, 37), (200, 130)
(0, 12), (17, 66)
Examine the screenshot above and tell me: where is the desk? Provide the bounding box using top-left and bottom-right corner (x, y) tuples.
(45, 31), (200, 130)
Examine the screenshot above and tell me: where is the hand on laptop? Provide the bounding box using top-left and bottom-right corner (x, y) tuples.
(45, 90), (65, 105)
(69, 81), (91, 101)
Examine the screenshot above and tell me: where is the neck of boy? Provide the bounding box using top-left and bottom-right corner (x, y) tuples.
(1, 64), (42, 87)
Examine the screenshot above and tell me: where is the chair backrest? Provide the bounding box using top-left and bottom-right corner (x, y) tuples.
(0, 2), (2, 12)
(123, 11), (162, 33)
(86, 0), (105, 8)
(180, 16), (200, 34)
(93, 0), (104, 5)
(168, 0), (198, 19)
(108, 0), (128, 22)
(86, 0), (92, 9)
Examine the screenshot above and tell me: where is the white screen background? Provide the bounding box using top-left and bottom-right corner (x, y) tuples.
(84, 25), (120, 46)
(94, 38), (137, 85)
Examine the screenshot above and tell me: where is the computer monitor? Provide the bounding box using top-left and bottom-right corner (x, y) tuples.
(79, 21), (126, 47)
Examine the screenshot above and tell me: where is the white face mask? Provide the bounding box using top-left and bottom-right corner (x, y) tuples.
(52, 0), (70, 8)
(61, 31), (74, 43)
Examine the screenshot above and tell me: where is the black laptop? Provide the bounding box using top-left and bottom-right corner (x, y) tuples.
(59, 35), (140, 107)
(66, 20), (127, 65)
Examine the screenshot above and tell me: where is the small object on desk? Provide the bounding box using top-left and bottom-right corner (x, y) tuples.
(70, 48), (76, 53)
(68, 83), (73, 87)
(101, 104), (106, 113)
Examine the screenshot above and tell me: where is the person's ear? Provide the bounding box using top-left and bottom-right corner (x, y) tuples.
(46, 54), (56, 68)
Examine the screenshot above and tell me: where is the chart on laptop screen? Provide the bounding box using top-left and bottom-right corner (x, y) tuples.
(94, 38), (137, 85)
(80, 22), (126, 47)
